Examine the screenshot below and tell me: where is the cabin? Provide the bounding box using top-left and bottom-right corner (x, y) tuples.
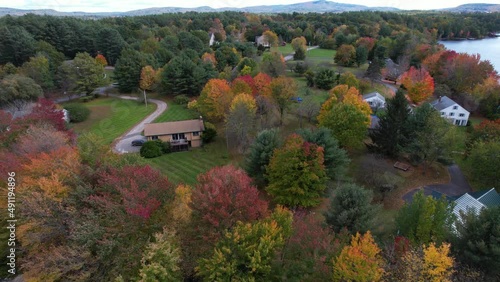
(143, 118), (205, 150)
(430, 96), (470, 126)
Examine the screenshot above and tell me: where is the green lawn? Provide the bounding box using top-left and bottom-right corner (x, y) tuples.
(146, 138), (231, 185)
(70, 97), (156, 144)
(274, 44), (294, 56)
(155, 102), (198, 122)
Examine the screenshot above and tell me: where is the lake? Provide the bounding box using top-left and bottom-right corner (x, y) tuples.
(440, 36), (500, 73)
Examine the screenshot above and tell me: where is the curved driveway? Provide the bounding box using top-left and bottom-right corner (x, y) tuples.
(403, 164), (473, 202)
(112, 96), (167, 154)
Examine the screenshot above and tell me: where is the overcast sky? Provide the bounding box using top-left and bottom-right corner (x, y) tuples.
(1, 0), (499, 12)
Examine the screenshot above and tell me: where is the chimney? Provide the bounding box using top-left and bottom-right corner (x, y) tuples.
(439, 96), (442, 102)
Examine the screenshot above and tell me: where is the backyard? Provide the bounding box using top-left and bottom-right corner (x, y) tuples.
(69, 97), (156, 144)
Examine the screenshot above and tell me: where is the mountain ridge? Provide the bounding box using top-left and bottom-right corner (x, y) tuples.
(0, 1), (499, 17)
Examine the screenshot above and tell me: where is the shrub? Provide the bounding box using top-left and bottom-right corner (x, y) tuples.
(79, 96), (93, 103)
(173, 94), (190, 105)
(64, 103), (91, 123)
(294, 62), (309, 75)
(201, 122), (217, 143)
(140, 141), (163, 158)
(315, 69), (337, 90)
(154, 139), (171, 154)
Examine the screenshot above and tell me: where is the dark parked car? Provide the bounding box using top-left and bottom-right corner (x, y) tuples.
(131, 139), (145, 146)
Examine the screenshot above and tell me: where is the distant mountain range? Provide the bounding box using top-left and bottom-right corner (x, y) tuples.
(0, 1), (499, 17)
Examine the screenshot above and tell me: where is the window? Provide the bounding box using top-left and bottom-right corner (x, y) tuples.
(172, 133), (186, 140)
(449, 112), (455, 116)
(453, 106), (458, 110)
(459, 113), (465, 117)
(193, 131), (200, 136)
(152, 136), (158, 140)
(441, 112), (445, 116)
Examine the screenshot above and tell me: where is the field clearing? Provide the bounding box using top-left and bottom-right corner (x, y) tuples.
(154, 102), (198, 122)
(69, 97), (156, 144)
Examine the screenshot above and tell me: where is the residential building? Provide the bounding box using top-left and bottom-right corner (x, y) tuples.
(430, 96), (470, 126)
(255, 35), (270, 47)
(362, 92), (386, 109)
(143, 118), (205, 150)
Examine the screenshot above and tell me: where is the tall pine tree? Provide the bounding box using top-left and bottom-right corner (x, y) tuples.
(368, 89), (411, 157)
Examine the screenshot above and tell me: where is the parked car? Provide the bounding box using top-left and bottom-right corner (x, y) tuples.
(131, 139), (145, 146)
(290, 96), (303, 102)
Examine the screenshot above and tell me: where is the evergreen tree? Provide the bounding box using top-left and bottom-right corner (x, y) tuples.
(114, 49), (150, 93)
(96, 27), (126, 66)
(324, 183), (379, 234)
(368, 89), (411, 157)
(245, 128), (281, 187)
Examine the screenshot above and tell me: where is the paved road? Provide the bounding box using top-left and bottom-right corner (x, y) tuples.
(403, 164), (473, 202)
(112, 95), (167, 154)
(284, 45), (319, 61)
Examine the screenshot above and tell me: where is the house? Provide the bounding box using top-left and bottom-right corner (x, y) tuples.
(143, 118), (205, 149)
(209, 33), (215, 47)
(430, 96), (470, 126)
(363, 92), (386, 109)
(255, 35), (270, 47)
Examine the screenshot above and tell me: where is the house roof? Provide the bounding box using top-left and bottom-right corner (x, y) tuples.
(363, 92), (385, 101)
(430, 96), (461, 111)
(473, 188), (500, 207)
(144, 119), (204, 137)
(453, 193), (486, 218)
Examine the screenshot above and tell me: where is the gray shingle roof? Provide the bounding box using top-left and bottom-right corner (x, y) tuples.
(453, 193), (486, 217)
(475, 188), (500, 208)
(362, 92), (385, 101)
(430, 96), (457, 111)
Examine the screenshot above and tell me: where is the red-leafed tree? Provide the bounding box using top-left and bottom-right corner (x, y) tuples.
(401, 67), (435, 103)
(253, 72), (272, 96)
(190, 165), (269, 240)
(97, 165), (174, 219)
(22, 98), (67, 132)
(277, 212), (350, 281)
(234, 75), (257, 95)
(95, 54), (108, 66)
(355, 37), (376, 52)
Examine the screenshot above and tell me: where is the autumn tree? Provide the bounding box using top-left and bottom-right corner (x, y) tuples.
(19, 54), (54, 91)
(245, 128), (281, 186)
(266, 134), (327, 207)
(401, 66), (434, 103)
(318, 101), (369, 148)
(13, 123), (70, 157)
(95, 54), (108, 66)
(197, 78), (234, 121)
(230, 78), (253, 95)
(253, 72), (272, 96)
(297, 127), (349, 181)
(260, 52), (286, 77)
(138, 228), (183, 282)
(139, 65), (156, 104)
(196, 207), (293, 281)
(338, 72), (360, 89)
(334, 44), (356, 67)
(341, 87), (372, 125)
(422, 243), (455, 282)
(262, 30), (279, 47)
(201, 52), (216, 66)
(291, 36), (307, 60)
(267, 76), (297, 125)
(226, 93), (257, 152)
(274, 212), (350, 281)
(190, 165), (269, 241)
(396, 191), (454, 245)
(333, 231), (385, 281)
(324, 183), (379, 234)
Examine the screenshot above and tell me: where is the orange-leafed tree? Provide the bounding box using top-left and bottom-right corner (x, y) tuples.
(197, 78), (234, 121)
(342, 89), (372, 125)
(253, 72), (272, 96)
(231, 78), (253, 96)
(140, 65), (156, 92)
(201, 52), (217, 66)
(401, 66), (435, 103)
(333, 231), (385, 281)
(95, 54), (108, 66)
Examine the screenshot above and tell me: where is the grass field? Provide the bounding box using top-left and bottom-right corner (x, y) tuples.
(70, 97), (156, 144)
(274, 44), (294, 56)
(146, 137), (231, 185)
(154, 102), (198, 122)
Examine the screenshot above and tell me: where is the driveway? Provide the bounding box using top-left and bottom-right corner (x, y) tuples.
(112, 96), (167, 154)
(284, 45), (319, 61)
(403, 164), (473, 202)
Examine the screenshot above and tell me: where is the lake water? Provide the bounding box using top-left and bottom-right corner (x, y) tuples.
(440, 36), (500, 73)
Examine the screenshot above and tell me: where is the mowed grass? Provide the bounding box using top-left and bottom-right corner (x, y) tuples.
(274, 44), (294, 56)
(70, 97), (156, 144)
(155, 102), (198, 122)
(146, 138), (231, 185)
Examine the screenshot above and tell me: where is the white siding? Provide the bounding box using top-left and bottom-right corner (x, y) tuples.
(439, 104), (469, 126)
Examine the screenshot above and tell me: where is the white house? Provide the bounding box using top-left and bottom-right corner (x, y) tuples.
(209, 33), (215, 47)
(362, 92), (386, 109)
(255, 35), (270, 47)
(430, 96), (469, 126)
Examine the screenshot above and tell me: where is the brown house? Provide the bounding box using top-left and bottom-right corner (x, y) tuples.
(143, 118), (205, 149)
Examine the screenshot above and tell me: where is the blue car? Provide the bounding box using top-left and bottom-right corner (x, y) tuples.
(290, 96), (303, 102)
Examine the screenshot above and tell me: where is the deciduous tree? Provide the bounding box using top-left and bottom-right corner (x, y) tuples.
(72, 52), (106, 95)
(197, 78), (234, 121)
(334, 44), (356, 67)
(0, 74), (43, 110)
(261, 52), (286, 77)
(267, 76), (297, 125)
(226, 93), (257, 152)
(263, 30), (279, 47)
(333, 231), (385, 281)
(95, 54), (108, 66)
(266, 134), (327, 207)
(318, 102), (368, 148)
(253, 72), (272, 96)
(422, 243), (454, 282)
(401, 66), (434, 103)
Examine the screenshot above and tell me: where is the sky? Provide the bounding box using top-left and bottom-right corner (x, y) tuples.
(1, 0), (499, 13)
